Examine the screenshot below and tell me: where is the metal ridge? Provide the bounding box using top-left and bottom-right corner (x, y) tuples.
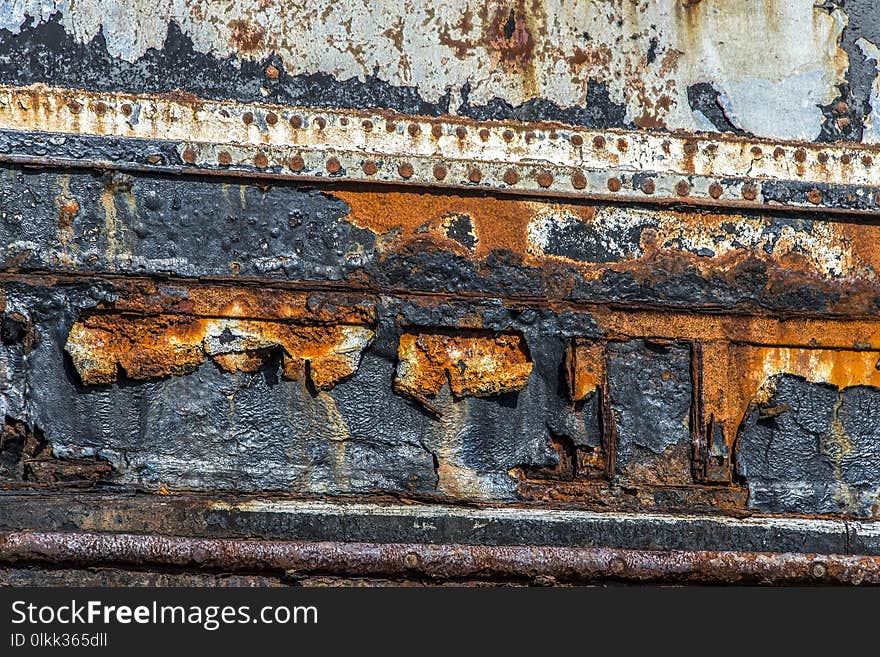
(0, 84), (879, 215)
(1, 531), (877, 585)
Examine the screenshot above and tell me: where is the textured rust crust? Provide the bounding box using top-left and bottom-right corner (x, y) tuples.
(1, 531), (877, 585)
(394, 330), (533, 404)
(66, 314), (374, 389)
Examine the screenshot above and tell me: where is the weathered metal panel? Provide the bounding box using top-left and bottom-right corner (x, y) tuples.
(2, 1), (880, 585)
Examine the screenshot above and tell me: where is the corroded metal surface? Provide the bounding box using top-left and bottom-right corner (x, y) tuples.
(2, 0), (880, 585)
(3, 530), (879, 585)
(3, 86), (880, 214)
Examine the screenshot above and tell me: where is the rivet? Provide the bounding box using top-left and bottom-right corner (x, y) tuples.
(536, 171), (554, 188)
(709, 182), (723, 199)
(182, 147), (197, 164)
(314, 117), (326, 130)
(404, 553), (420, 569)
(862, 155), (873, 167)
(675, 180), (690, 196)
(242, 111), (254, 125)
(456, 126), (467, 140)
(433, 164), (447, 180)
(741, 183), (758, 201)
(386, 121), (397, 133)
(265, 111), (277, 126)
(773, 147), (785, 159)
(362, 160), (378, 176)
(217, 151), (232, 166)
(339, 117), (349, 126)
(408, 123), (421, 138)
(750, 145), (762, 157)
(525, 131), (536, 142)
(818, 152), (829, 164)
(362, 119), (373, 131)
(120, 103), (132, 116)
(607, 177), (622, 192)
(549, 131), (558, 140)
(841, 153), (852, 165)
(570, 134), (584, 147)
(592, 135), (606, 149)
(794, 148), (807, 163)
(616, 138), (628, 151)
(94, 100), (107, 114)
(683, 141), (697, 156)
(398, 162), (414, 179)
(468, 167), (482, 183)
(265, 64), (280, 80)
(289, 155), (305, 172)
(67, 100), (82, 114)
(807, 188), (822, 205)
(326, 157), (341, 174)
(254, 152), (269, 169)
(502, 129), (515, 142)
(289, 115), (302, 129)
(640, 178), (655, 195)
(571, 171), (587, 190)
(811, 562), (826, 579)
(479, 128), (490, 141)
(431, 124), (443, 138)
(503, 168), (519, 185)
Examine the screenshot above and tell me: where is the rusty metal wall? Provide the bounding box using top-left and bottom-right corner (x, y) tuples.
(2, 1), (880, 584)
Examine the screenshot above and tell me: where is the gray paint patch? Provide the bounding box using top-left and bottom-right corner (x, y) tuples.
(736, 374), (880, 517)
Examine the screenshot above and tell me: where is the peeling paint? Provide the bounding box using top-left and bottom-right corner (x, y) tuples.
(394, 330), (533, 405)
(65, 314), (374, 389)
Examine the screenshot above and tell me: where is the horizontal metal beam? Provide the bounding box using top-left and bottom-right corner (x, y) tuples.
(0, 85), (879, 216)
(1, 530), (877, 585)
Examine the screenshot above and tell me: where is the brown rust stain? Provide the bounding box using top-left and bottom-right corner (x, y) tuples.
(566, 339), (605, 401)
(394, 330), (533, 404)
(65, 314), (374, 390)
(227, 19), (269, 53)
(103, 282), (376, 325)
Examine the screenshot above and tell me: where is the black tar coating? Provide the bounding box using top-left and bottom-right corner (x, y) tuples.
(736, 374), (880, 517)
(0, 164), (859, 314)
(0, 282), (608, 498)
(457, 80), (630, 129)
(0, 14), (630, 130)
(0, 16), (450, 116)
(760, 179), (880, 211)
(606, 340), (692, 480)
(0, 492), (861, 555)
(686, 83), (751, 136)
(817, 0), (880, 142)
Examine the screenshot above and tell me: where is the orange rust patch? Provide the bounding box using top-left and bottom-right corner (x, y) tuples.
(65, 314), (374, 390)
(394, 331), (533, 404)
(331, 189), (592, 259)
(100, 282), (375, 325)
(566, 340), (605, 401)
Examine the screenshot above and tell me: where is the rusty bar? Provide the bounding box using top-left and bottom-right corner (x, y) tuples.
(1, 85), (879, 216)
(0, 531), (877, 585)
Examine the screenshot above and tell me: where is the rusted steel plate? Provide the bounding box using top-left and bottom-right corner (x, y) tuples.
(2, 86), (880, 214)
(2, 530), (878, 585)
